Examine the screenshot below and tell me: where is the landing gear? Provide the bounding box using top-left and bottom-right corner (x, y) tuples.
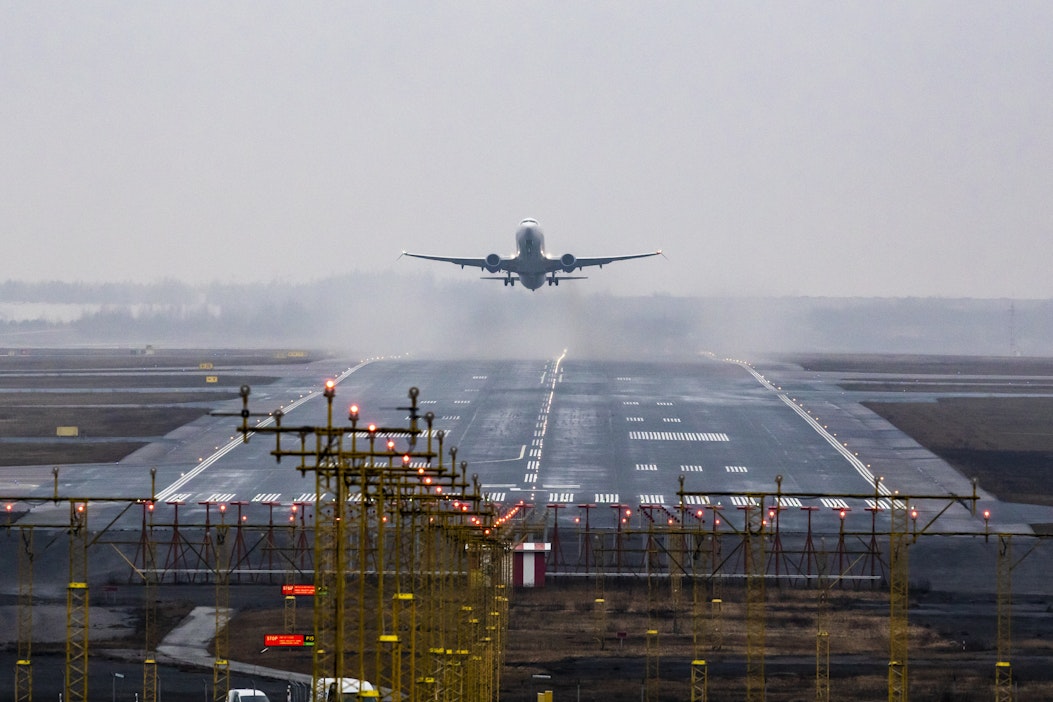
(547, 276), (559, 286)
(504, 275), (515, 287)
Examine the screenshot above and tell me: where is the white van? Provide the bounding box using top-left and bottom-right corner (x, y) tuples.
(313, 677), (375, 702)
(227, 689), (270, 702)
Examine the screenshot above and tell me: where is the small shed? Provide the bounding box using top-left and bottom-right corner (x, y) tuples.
(512, 542), (551, 588)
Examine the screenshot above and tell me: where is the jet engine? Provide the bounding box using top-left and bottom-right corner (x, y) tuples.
(485, 253), (502, 273)
(560, 253), (577, 273)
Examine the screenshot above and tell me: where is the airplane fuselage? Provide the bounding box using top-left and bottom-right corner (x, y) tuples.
(512, 219), (550, 290)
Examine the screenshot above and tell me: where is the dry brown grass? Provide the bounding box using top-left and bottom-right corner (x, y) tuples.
(222, 578), (1053, 702)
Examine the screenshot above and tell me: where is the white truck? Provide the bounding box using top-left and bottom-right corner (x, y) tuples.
(313, 677), (376, 702)
(227, 689), (271, 702)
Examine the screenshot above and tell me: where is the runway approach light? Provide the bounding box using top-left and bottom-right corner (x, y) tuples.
(324, 380), (336, 398)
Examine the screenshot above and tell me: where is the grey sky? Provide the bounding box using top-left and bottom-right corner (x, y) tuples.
(2, 3), (1050, 297)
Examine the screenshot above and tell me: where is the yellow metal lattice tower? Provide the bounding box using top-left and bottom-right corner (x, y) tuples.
(816, 589), (830, 702)
(65, 502), (89, 702)
(142, 501), (159, 702)
(744, 502), (766, 702)
(888, 500), (910, 702)
(213, 522), (231, 702)
(645, 629), (661, 702)
(690, 659), (708, 702)
(994, 534), (1012, 702)
(709, 507), (725, 653)
(15, 526), (33, 702)
(644, 512), (661, 702)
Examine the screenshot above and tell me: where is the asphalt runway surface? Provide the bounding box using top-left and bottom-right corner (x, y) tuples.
(5, 352), (1053, 590)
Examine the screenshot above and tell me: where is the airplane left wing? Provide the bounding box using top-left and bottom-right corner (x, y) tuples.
(400, 252), (504, 271)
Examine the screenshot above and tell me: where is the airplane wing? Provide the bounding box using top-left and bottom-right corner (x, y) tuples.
(548, 251), (663, 272)
(400, 252), (512, 271)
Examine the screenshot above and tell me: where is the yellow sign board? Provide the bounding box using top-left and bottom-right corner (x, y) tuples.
(205, 375), (218, 384)
(56, 426), (79, 437)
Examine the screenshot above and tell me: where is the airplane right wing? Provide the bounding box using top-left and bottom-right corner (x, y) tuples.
(563, 251), (663, 270)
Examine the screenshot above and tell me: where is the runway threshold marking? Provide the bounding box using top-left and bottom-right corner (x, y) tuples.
(155, 360), (374, 502)
(734, 361), (891, 497)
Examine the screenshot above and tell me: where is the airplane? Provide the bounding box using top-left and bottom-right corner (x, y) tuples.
(400, 218), (662, 290)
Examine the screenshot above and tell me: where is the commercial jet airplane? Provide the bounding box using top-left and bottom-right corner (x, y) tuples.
(400, 218), (662, 290)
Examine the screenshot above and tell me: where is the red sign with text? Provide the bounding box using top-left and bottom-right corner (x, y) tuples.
(281, 584), (316, 596)
(264, 633), (315, 647)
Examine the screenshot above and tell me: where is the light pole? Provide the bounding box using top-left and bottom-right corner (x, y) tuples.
(112, 672), (125, 702)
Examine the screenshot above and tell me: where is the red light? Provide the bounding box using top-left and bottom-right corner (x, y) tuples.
(219, 504), (226, 512)
(147, 502), (154, 511)
(387, 439), (395, 451)
(624, 509), (632, 517)
(403, 455), (411, 465)
(839, 509), (846, 519)
(983, 510), (990, 520)
(368, 424), (377, 433)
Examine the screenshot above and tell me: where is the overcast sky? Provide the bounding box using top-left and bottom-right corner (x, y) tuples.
(1, 3), (1050, 298)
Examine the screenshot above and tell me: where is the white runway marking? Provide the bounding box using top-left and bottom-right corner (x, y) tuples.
(628, 431), (729, 441)
(155, 361), (373, 502)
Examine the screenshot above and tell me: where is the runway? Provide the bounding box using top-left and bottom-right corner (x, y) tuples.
(12, 352), (1008, 536)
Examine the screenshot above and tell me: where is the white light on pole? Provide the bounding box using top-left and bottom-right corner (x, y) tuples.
(112, 673), (125, 702)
